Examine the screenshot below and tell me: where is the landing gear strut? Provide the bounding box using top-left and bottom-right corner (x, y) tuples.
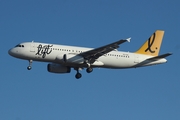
(85, 62), (93, 73)
(27, 60), (33, 70)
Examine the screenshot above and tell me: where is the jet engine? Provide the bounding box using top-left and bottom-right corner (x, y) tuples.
(47, 64), (71, 73)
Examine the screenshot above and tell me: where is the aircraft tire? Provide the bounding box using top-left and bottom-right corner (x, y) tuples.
(86, 68), (93, 73)
(27, 66), (32, 70)
(75, 73), (82, 79)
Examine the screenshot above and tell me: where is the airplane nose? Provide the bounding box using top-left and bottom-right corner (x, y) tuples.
(8, 49), (13, 56)
(8, 48), (17, 57)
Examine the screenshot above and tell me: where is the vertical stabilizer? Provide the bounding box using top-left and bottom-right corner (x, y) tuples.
(135, 30), (164, 56)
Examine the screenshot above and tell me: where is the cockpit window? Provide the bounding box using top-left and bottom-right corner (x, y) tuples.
(15, 44), (24, 47)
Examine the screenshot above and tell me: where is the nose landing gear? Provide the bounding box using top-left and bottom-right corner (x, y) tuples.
(27, 60), (33, 70)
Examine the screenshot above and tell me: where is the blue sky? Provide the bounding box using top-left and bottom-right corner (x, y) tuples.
(0, 0), (180, 120)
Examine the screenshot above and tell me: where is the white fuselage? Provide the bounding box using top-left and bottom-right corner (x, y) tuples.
(8, 42), (167, 69)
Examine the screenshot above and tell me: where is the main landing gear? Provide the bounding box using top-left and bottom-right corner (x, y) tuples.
(86, 67), (93, 73)
(27, 60), (33, 70)
(75, 68), (82, 79)
(75, 67), (93, 79)
(75, 72), (82, 79)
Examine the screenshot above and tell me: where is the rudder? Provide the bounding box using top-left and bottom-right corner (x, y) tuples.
(135, 30), (164, 56)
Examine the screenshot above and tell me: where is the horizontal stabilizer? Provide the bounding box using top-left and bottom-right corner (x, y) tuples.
(147, 53), (172, 61)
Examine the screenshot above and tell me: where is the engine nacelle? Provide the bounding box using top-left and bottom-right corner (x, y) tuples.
(47, 64), (71, 73)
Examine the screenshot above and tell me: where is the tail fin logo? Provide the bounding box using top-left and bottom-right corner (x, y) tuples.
(145, 33), (156, 53)
(135, 30), (164, 56)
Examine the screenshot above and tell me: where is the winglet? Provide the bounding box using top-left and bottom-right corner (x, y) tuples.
(126, 37), (131, 42)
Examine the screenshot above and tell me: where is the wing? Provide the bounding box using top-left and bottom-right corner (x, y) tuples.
(80, 38), (131, 63)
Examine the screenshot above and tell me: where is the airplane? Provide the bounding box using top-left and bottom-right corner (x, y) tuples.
(8, 30), (172, 79)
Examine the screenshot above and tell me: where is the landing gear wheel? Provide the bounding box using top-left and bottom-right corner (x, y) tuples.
(75, 73), (82, 79)
(86, 68), (93, 73)
(27, 66), (32, 70)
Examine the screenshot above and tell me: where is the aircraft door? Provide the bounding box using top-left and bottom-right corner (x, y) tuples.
(134, 54), (139, 63)
(30, 42), (35, 52)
